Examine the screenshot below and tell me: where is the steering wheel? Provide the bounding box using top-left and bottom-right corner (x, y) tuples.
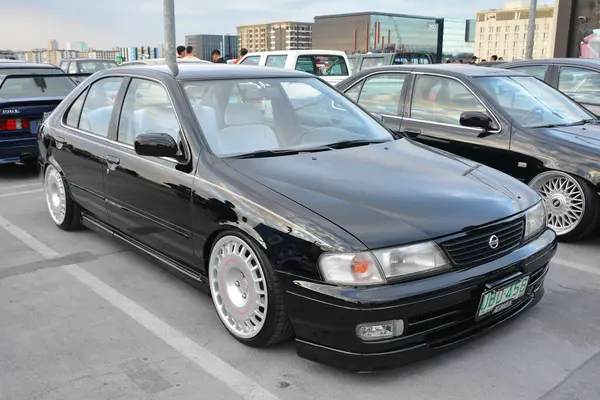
(521, 106), (545, 125)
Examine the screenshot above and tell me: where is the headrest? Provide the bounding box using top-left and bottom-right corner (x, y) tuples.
(224, 103), (264, 126)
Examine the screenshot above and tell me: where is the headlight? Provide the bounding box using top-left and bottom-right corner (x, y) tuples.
(319, 241), (450, 286)
(524, 201), (547, 239)
(372, 242), (450, 280)
(319, 252), (385, 286)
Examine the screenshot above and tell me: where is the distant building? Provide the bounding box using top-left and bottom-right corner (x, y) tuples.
(313, 12), (442, 59)
(117, 46), (162, 62)
(237, 21), (312, 53)
(81, 49), (118, 60)
(475, 1), (557, 60)
(441, 18), (476, 58)
(185, 34), (239, 61)
(47, 40), (58, 50)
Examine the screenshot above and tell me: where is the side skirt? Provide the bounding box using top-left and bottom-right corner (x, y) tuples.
(81, 213), (210, 295)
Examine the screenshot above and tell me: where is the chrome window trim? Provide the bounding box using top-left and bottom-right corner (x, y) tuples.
(59, 73), (191, 164)
(410, 71), (502, 134)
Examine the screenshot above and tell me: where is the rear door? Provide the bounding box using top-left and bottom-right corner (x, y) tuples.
(343, 71), (408, 133)
(50, 76), (127, 223)
(401, 73), (511, 173)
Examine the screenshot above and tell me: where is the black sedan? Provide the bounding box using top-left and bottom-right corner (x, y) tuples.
(38, 64), (555, 371)
(337, 64), (600, 241)
(498, 58), (600, 116)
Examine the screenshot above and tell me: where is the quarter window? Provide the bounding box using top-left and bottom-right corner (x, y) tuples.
(410, 75), (487, 126)
(78, 77), (124, 137)
(510, 65), (548, 80)
(558, 66), (600, 105)
(64, 90), (88, 128)
(355, 73), (406, 115)
(117, 79), (181, 147)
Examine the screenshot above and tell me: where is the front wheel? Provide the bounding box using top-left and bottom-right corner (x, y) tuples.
(529, 171), (600, 241)
(208, 233), (293, 347)
(44, 164), (82, 231)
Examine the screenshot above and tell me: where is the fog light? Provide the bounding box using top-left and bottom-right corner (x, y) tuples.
(356, 320), (404, 341)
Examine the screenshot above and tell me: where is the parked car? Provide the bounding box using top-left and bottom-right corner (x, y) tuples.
(121, 58), (211, 66)
(0, 62), (77, 166)
(236, 50), (351, 85)
(38, 63), (555, 371)
(349, 52), (434, 75)
(59, 58), (117, 84)
(337, 64), (600, 241)
(498, 58), (600, 116)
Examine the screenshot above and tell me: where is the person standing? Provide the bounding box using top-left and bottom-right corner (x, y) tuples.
(176, 46), (186, 58)
(184, 46), (200, 60)
(232, 48), (248, 64)
(211, 49), (226, 63)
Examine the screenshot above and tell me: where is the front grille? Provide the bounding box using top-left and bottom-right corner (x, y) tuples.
(439, 217), (525, 267)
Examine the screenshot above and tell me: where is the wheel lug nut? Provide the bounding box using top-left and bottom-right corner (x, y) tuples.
(235, 281), (240, 287)
(242, 293), (247, 299)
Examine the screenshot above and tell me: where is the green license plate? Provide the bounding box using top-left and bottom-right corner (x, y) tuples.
(477, 276), (529, 319)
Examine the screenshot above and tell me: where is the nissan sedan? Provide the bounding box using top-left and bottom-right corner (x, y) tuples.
(38, 64), (556, 371)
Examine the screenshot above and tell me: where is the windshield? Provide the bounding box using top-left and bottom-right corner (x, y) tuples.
(77, 60), (116, 73)
(474, 76), (594, 128)
(183, 77), (392, 157)
(0, 68), (76, 98)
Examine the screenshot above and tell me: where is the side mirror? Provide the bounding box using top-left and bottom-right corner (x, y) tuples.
(134, 133), (179, 158)
(460, 111), (493, 130)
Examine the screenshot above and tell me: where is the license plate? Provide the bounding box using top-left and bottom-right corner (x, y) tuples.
(477, 276), (529, 319)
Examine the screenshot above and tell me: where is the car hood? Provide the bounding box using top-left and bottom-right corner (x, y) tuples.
(538, 124), (600, 147)
(225, 140), (539, 249)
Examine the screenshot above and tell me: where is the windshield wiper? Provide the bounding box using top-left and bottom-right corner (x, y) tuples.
(229, 147), (331, 159)
(534, 119), (600, 129)
(321, 139), (391, 149)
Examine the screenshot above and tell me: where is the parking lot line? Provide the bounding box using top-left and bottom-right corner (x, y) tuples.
(0, 214), (282, 400)
(0, 182), (42, 190)
(552, 258), (600, 276)
(0, 189), (44, 198)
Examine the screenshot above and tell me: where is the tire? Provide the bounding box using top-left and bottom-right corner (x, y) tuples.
(208, 232), (293, 347)
(44, 164), (82, 231)
(529, 171), (600, 241)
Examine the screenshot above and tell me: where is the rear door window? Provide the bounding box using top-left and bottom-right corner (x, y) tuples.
(78, 77), (124, 137)
(355, 73), (406, 115)
(295, 55), (348, 77)
(265, 55), (287, 68)
(240, 56), (261, 65)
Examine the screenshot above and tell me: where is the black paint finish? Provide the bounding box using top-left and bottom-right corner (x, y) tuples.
(38, 64), (556, 370)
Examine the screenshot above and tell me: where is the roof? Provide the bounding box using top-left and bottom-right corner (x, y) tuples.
(501, 58), (600, 69)
(350, 64), (529, 79)
(0, 62), (62, 69)
(121, 58), (211, 65)
(61, 58), (116, 62)
(245, 50), (347, 57)
(315, 11), (439, 21)
(103, 63), (314, 80)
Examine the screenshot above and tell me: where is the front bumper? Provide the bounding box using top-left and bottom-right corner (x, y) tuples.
(283, 228), (557, 371)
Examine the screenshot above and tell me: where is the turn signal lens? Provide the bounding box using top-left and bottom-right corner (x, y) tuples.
(319, 252), (385, 286)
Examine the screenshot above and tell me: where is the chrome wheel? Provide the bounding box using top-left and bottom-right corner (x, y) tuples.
(209, 235), (268, 339)
(44, 165), (67, 225)
(530, 171), (585, 235)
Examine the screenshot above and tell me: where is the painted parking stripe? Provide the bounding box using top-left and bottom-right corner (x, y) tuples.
(0, 182), (42, 190)
(0, 189), (43, 198)
(551, 258), (600, 276)
(0, 214), (281, 400)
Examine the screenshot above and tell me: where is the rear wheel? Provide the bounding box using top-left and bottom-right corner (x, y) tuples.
(529, 171), (600, 241)
(208, 233), (293, 347)
(44, 164), (81, 231)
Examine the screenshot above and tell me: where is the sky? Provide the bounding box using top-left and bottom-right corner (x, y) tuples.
(1, 0), (531, 50)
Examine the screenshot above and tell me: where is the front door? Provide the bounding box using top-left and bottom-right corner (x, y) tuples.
(103, 77), (196, 267)
(402, 73), (511, 174)
(344, 71), (408, 133)
(51, 76), (126, 223)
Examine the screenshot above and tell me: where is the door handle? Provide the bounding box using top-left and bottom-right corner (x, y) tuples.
(403, 128), (421, 138)
(55, 136), (66, 149)
(105, 155), (120, 173)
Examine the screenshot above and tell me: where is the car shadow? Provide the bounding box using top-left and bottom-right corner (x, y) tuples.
(0, 163), (41, 181)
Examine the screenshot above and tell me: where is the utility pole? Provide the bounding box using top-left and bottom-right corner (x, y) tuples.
(163, 0), (179, 75)
(525, 0), (537, 59)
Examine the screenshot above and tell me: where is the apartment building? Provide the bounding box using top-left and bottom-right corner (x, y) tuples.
(475, 1), (557, 60)
(238, 21), (312, 52)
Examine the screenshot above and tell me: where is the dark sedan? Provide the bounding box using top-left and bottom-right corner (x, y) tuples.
(38, 64), (555, 371)
(498, 58), (600, 116)
(337, 64), (600, 241)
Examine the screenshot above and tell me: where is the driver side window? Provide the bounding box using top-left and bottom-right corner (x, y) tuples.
(117, 79), (181, 148)
(410, 75), (487, 126)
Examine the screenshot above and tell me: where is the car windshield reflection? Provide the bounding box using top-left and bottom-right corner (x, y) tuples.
(474, 76), (595, 128)
(182, 77), (392, 158)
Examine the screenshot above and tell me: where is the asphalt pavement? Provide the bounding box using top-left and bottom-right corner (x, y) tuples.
(1, 163), (599, 400)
